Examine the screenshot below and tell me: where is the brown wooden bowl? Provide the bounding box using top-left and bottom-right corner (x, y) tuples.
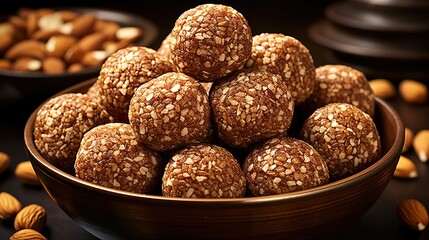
(0, 7), (158, 97)
(24, 78), (404, 240)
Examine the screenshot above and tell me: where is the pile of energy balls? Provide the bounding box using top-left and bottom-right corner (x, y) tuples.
(33, 4), (381, 198)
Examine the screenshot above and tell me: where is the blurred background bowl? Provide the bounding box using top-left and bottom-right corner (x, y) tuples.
(0, 7), (158, 97)
(23, 79), (404, 240)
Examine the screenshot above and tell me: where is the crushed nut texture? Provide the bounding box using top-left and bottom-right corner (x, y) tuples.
(97, 46), (173, 122)
(33, 93), (111, 173)
(75, 123), (162, 194)
(246, 33), (316, 105)
(243, 137), (329, 196)
(162, 144), (246, 198)
(303, 65), (375, 117)
(169, 4), (252, 81)
(299, 103), (381, 180)
(210, 68), (294, 149)
(129, 72), (211, 152)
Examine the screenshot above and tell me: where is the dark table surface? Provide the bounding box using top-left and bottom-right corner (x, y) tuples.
(1, 1), (428, 239)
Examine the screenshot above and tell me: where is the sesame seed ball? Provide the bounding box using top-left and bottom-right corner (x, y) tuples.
(33, 93), (111, 173)
(75, 123), (162, 194)
(303, 65), (375, 117)
(97, 46), (174, 122)
(243, 137), (329, 196)
(162, 144), (246, 198)
(157, 33), (172, 63)
(299, 103), (381, 181)
(169, 4), (252, 81)
(129, 72), (211, 152)
(209, 68), (294, 149)
(246, 33), (316, 105)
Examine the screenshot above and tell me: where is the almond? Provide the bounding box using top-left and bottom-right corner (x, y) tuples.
(116, 26), (142, 43)
(56, 10), (78, 22)
(413, 129), (429, 162)
(397, 199), (429, 231)
(37, 12), (63, 31)
(368, 78), (396, 99)
(70, 13), (97, 38)
(31, 29), (62, 41)
(4, 40), (45, 60)
(42, 57), (65, 73)
(0, 32), (14, 52)
(25, 11), (38, 37)
(0, 192), (22, 221)
(403, 128), (414, 153)
(102, 39), (130, 55)
(399, 79), (428, 104)
(64, 44), (85, 64)
(8, 15), (26, 33)
(95, 20), (120, 40)
(12, 57), (42, 72)
(45, 35), (77, 58)
(35, 8), (55, 18)
(0, 152), (10, 175)
(393, 156), (418, 179)
(14, 204), (47, 232)
(15, 161), (41, 185)
(81, 50), (108, 66)
(67, 63), (84, 72)
(78, 32), (106, 52)
(10, 229), (48, 240)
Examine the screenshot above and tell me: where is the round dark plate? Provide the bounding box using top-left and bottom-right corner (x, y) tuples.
(351, 0), (429, 8)
(308, 20), (429, 61)
(0, 7), (159, 96)
(325, 1), (429, 32)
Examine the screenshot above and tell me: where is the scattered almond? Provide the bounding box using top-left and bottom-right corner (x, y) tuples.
(402, 128), (414, 153)
(25, 11), (38, 37)
(393, 156), (418, 179)
(31, 29), (62, 41)
(45, 35), (77, 58)
(0, 151), (10, 175)
(397, 199), (429, 231)
(368, 78), (396, 99)
(413, 129), (429, 163)
(37, 12), (63, 31)
(81, 50), (108, 67)
(70, 13), (97, 38)
(15, 161), (41, 185)
(399, 79), (428, 104)
(14, 204), (47, 232)
(67, 63), (84, 72)
(0, 192), (22, 221)
(115, 26), (142, 43)
(78, 32), (106, 52)
(0, 32), (14, 52)
(42, 57), (65, 73)
(10, 229), (48, 240)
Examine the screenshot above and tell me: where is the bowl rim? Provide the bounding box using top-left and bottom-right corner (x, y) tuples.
(24, 81), (404, 205)
(0, 6), (159, 80)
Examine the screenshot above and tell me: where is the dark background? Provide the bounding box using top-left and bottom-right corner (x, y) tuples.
(1, 1), (428, 240)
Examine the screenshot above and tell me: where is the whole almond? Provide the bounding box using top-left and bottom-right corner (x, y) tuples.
(14, 204), (47, 232)
(0, 192), (22, 221)
(15, 161), (41, 185)
(115, 26), (142, 43)
(56, 10), (78, 22)
(64, 44), (85, 64)
(413, 129), (429, 162)
(397, 199), (429, 231)
(81, 50), (108, 67)
(67, 63), (84, 72)
(45, 35), (77, 58)
(403, 128), (414, 153)
(37, 13), (63, 31)
(95, 20), (120, 40)
(4, 40), (45, 60)
(0, 32), (14, 52)
(10, 229), (47, 240)
(70, 13), (97, 38)
(25, 11), (38, 37)
(78, 32), (106, 52)
(12, 57), (42, 72)
(8, 15), (26, 33)
(368, 79), (396, 99)
(31, 29), (62, 41)
(0, 59), (12, 70)
(102, 39), (131, 55)
(399, 79), (428, 104)
(393, 156), (418, 179)
(0, 152), (10, 175)
(42, 57), (65, 73)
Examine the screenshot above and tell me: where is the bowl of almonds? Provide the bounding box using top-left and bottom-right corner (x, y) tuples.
(23, 3), (405, 240)
(0, 7), (158, 96)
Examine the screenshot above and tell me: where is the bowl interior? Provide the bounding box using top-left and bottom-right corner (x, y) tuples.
(24, 79), (404, 239)
(0, 7), (159, 96)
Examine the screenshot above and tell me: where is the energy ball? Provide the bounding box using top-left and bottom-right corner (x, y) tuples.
(33, 93), (111, 173)
(209, 68), (294, 149)
(169, 4), (252, 81)
(246, 33), (316, 105)
(299, 103), (381, 181)
(97, 46), (173, 122)
(243, 137), (329, 196)
(157, 33), (173, 63)
(129, 72), (211, 152)
(162, 144), (246, 198)
(303, 65), (375, 117)
(75, 123), (162, 194)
